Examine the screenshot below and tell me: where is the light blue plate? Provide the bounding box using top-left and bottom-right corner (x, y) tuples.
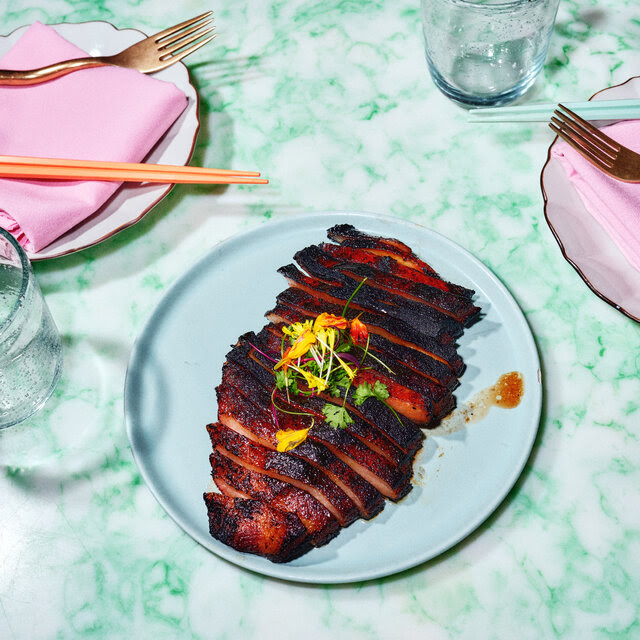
(124, 211), (542, 584)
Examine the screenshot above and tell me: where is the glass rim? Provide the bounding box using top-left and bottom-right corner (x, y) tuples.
(0, 227), (30, 338)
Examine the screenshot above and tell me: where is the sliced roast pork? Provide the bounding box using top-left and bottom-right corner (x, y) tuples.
(203, 225), (480, 562)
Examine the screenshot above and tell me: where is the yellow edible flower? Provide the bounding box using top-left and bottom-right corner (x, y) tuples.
(335, 356), (357, 380)
(276, 427), (311, 452)
(282, 320), (313, 340)
(298, 368), (329, 392)
(313, 327), (336, 363)
(275, 328), (316, 369)
(313, 313), (348, 332)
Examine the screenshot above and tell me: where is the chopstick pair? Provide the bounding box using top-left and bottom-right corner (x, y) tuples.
(467, 98), (640, 123)
(0, 155), (268, 185)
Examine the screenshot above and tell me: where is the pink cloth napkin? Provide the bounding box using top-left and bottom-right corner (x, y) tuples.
(552, 120), (640, 272)
(0, 22), (188, 252)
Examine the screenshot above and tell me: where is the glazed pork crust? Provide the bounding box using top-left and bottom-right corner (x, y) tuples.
(211, 451), (340, 546)
(203, 493), (313, 563)
(204, 224), (479, 563)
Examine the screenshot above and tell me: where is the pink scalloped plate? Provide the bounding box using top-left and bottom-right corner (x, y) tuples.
(0, 21), (200, 261)
(541, 76), (640, 323)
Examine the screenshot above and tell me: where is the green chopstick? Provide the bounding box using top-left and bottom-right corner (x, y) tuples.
(467, 99), (640, 122)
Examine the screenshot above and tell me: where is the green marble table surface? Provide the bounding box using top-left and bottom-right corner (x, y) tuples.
(1, 1), (639, 638)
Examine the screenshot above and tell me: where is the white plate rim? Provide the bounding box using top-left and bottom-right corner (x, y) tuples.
(124, 211), (542, 584)
(0, 20), (200, 261)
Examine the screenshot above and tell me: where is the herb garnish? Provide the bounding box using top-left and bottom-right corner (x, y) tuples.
(270, 278), (403, 451)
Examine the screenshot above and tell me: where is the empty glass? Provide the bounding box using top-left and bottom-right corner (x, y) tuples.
(0, 228), (63, 428)
(421, 0), (561, 107)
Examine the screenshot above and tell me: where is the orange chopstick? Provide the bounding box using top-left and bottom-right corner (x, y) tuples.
(0, 155), (268, 185)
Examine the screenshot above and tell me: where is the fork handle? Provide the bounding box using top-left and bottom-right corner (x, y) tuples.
(0, 57), (111, 85)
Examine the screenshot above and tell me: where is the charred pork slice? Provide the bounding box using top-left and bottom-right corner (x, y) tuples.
(223, 336), (419, 469)
(223, 342), (411, 466)
(219, 381), (404, 506)
(218, 362), (413, 502)
(294, 245), (480, 326)
(278, 263), (462, 343)
(365, 332), (462, 388)
(258, 321), (455, 396)
(224, 347), (414, 468)
(353, 368), (454, 424)
(319, 242), (474, 300)
(256, 323), (453, 424)
(259, 322), (459, 394)
(232, 334), (424, 461)
(214, 476), (253, 500)
(268, 292), (463, 380)
(269, 287), (464, 374)
(203, 493), (312, 562)
(327, 224), (441, 276)
(224, 337), (411, 465)
(216, 383), (388, 515)
(208, 422), (360, 527)
(211, 451), (340, 546)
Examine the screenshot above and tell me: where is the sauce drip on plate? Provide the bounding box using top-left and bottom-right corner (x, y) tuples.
(427, 371), (524, 436)
(483, 371), (524, 410)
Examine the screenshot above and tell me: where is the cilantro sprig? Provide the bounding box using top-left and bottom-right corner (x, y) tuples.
(353, 380), (389, 405)
(321, 404), (354, 429)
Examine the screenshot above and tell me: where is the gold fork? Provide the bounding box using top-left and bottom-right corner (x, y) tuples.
(550, 103), (640, 183)
(0, 11), (216, 86)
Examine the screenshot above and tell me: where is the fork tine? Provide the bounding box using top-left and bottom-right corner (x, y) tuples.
(159, 19), (215, 48)
(153, 10), (214, 41)
(551, 113), (616, 165)
(549, 122), (614, 172)
(160, 29), (216, 57)
(161, 34), (217, 62)
(557, 103), (620, 153)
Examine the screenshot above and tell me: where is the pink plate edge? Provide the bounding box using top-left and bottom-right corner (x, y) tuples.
(3, 20), (201, 261)
(540, 76), (640, 323)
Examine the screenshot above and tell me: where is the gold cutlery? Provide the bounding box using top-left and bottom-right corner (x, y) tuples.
(0, 11), (215, 85)
(550, 104), (640, 183)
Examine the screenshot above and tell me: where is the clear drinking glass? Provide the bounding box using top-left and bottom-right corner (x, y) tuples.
(0, 228), (63, 429)
(421, 0), (561, 107)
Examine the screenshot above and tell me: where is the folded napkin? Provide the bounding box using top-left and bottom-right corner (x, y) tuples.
(0, 22), (187, 252)
(552, 120), (640, 272)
